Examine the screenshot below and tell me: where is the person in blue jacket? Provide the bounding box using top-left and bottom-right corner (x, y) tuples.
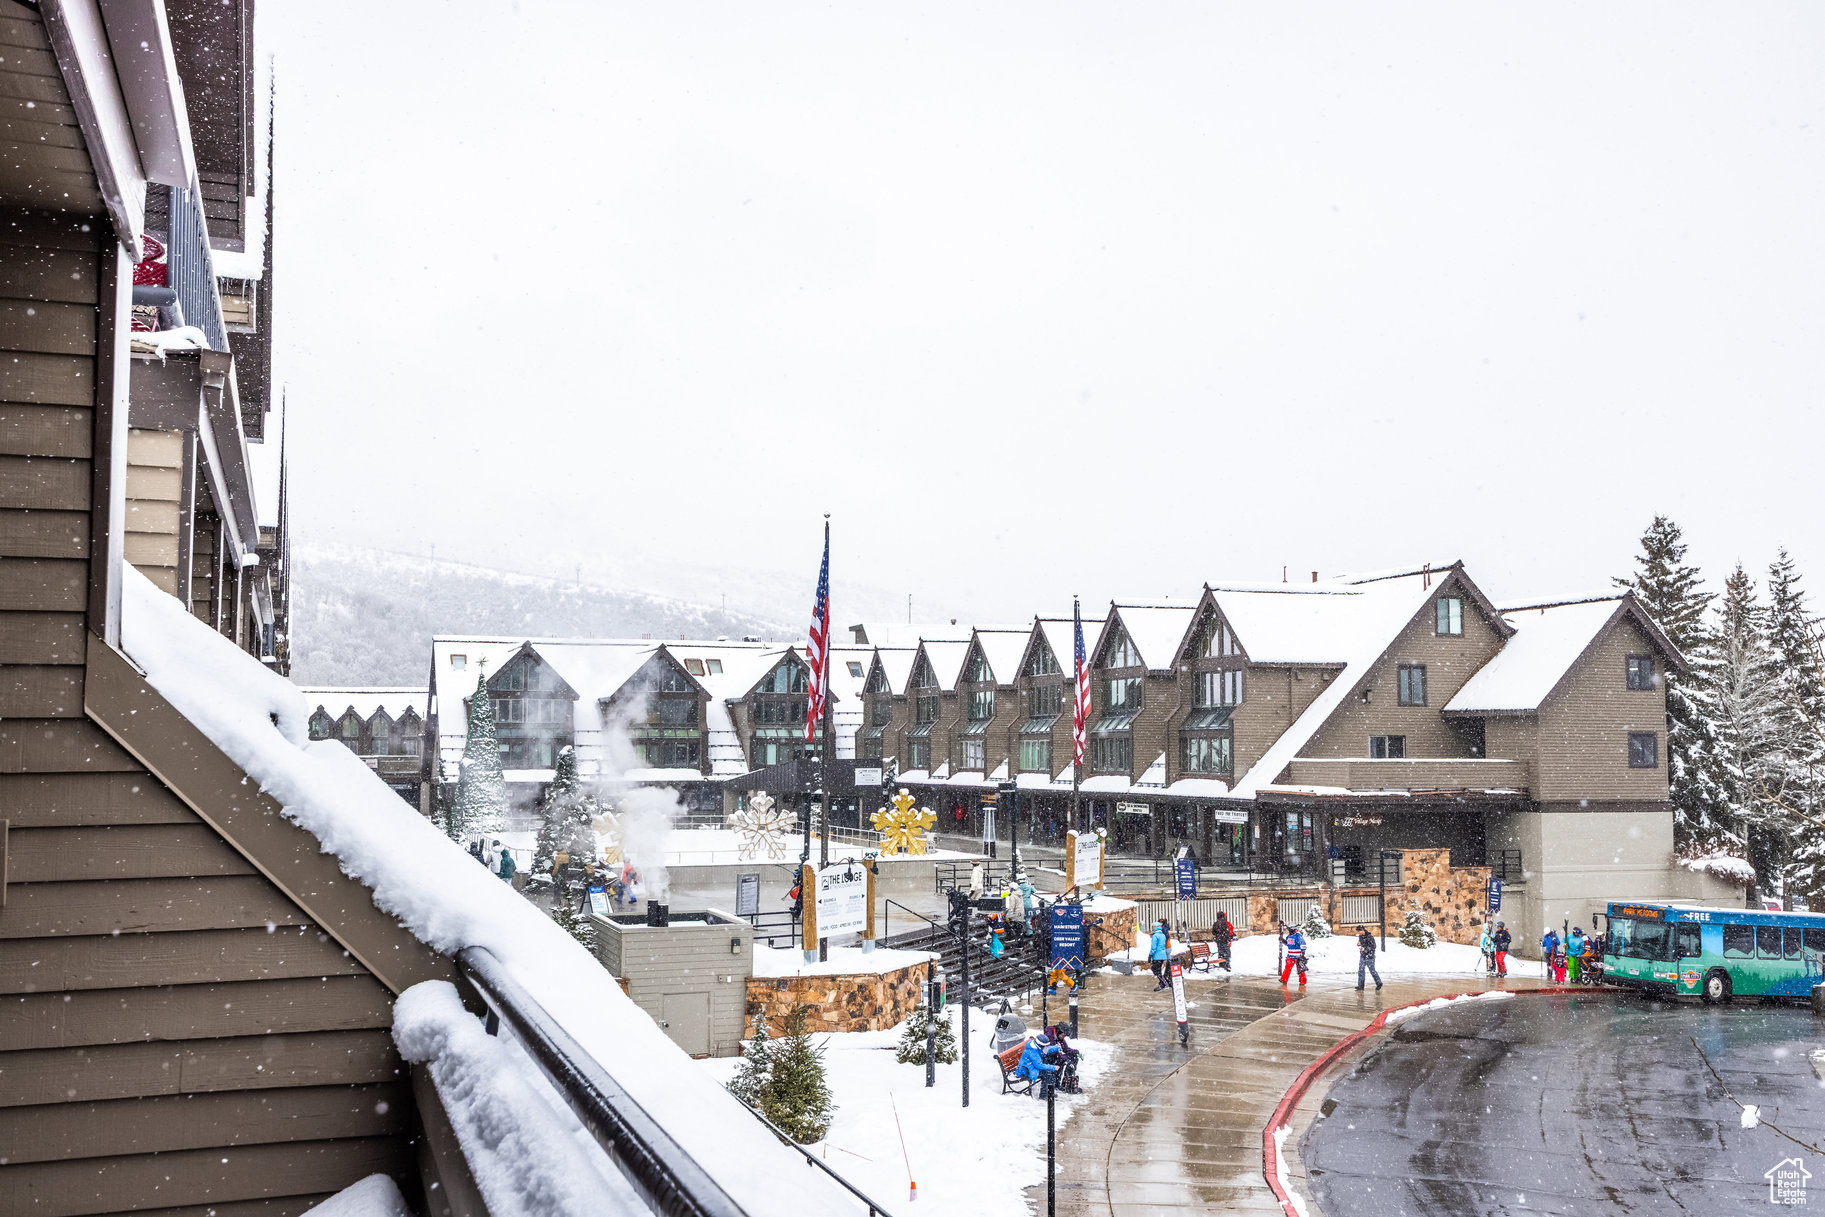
(1149, 920), (1172, 990)
(1542, 927), (1563, 983)
(1280, 922), (1308, 985)
(1016, 1036), (1060, 1093)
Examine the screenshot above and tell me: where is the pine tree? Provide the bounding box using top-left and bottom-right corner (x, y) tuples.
(1615, 517), (1735, 850)
(1758, 551), (1825, 903)
(726, 1013), (774, 1107)
(1716, 564), (1779, 873)
(894, 1003), (958, 1066)
(1398, 908), (1436, 949)
(760, 1004), (834, 1144)
(1300, 904), (1333, 939)
(535, 746), (599, 874)
(449, 668), (508, 843)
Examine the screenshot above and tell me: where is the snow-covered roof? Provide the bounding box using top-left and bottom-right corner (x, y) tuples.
(848, 621), (972, 647)
(1108, 602), (1197, 670)
(1444, 598), (1624, 713)
(1207, 584), (1366, 665)
(871, 647), (918, 694)
(971, 628), (1031, 685)
(1230, 570), (1450, 798)
(918, 639), (972, 691)
(1035, 618), (1078, 672)
(118, 568), (861, 1217)
(297, 686), (427, 722)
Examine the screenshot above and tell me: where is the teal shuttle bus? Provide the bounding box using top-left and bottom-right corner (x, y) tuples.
(1600, 901), (1825, 1003)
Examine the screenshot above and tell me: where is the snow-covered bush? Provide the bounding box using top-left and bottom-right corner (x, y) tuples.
(1398, 908), (1437, 949)
(1301, 904), (1333, 939)
(726, 1014), (772, 1107)
(894, 1003), (958, 1066)
(1676, 852), (1758, 888)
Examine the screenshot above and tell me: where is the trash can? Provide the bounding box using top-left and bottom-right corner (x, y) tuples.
(990, 1014), (1027, 1054)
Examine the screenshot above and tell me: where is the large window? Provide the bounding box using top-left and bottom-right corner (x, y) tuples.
(1103, 677), (1142, 711)
(1369, 735), (1406, 759)
(1628, 732), (1659, 769)
(871, 696), (895, 725)
(967, 690), (995, 721)
(965, 653), (993, 683)
(1626, 656), (1655, 691)
(909, 740), (931, 769)
(1181, 735), (1232, 774)
(652, 698), (696, 725)
(1195, 670), (1243, 707)
(1436, 597), (1463, 636)
(1019, 738), (1052, 772)
(1029, 683), (1062, 716)
(914, 695), (939, 723)
(1028, 645), (1061, 677)
(1203, 617), (1241, 658)
(754, 698), (807, 725)
(1398, 665), (1427, 706)
(1090, 734), (1132, 773)
(639, 739), (701, 767)
(760, 663), (809, 694)
(958, 738), (985, 770)
(1722, 923), (1755, 958)
(341, 712), (361, 740)
(309, 711), (332, 741)
(1103, 627), (1142, 670)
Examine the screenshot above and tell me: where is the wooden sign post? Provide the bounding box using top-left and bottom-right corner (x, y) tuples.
(862, 858), (879, 953)
(800, 861), (818, 963)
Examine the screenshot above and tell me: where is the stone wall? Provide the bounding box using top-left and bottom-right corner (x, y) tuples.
(746, 958), (933, 1035)
(1085, 903), (1137, 962)
(1396, 847), (1491, 945)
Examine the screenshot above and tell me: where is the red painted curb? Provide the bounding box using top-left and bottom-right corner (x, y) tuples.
(1260, 985), (1588, 1216)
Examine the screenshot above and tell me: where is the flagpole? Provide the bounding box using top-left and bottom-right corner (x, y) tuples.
(1071, 596), (1085, 834)
(818, 517), (831, 963)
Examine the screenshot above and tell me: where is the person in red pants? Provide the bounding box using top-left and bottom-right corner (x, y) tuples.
(1492, 921), (1511, 976)
(1279, 922), (1308, 985)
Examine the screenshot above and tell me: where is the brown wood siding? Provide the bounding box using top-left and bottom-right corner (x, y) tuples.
(1533, 616), (1670, 802)
(1303, 584), (1506, 760)
(0, 212), (423, 1209)
(123, 427), (184, 593)
(1230, 666), (1301, 779)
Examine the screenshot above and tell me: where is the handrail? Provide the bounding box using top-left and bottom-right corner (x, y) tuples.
(727, 1091), (897, 1217)
(455, 946), (748, 1217)
(881, 898), (942, 943)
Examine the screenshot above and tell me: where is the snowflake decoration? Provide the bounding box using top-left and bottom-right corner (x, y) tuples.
(731, 792), (794, 861)
(871, 788), (936, 857)
(590, 810), (623, 865)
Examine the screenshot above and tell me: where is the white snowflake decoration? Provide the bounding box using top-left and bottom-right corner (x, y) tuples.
(731, 792), (794, 860)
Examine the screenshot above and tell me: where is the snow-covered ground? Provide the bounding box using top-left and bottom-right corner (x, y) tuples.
(752, 944), (937, 978)
(1115, 933), (1548, 980)
(701, 1009), (1107, 1215)
(494, 827), (974, 869)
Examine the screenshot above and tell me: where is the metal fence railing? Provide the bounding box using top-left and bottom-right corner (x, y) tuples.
(1488, 850), (1524, 881)
(1137, 896), (1249, 937)
(1277, 897), (1319, 927)
(166, 183), (226, 352)
(1338, 893), (1383, 924)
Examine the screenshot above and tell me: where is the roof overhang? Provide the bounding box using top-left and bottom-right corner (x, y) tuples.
(96, 0), (197, 187)
(42, 0), (149, 256)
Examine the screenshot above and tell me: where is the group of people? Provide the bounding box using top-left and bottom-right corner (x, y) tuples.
(1540, 924), (1598, 983)
(467, 837), (518, 883)
(1013, 1022), (1083, 1094)
(1476, 921), (1514, 976)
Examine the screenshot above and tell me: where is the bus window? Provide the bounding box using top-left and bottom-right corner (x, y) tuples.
(1804, 929), (1825, 956)
(1758, 926), (1783, 959)
(1786, 928), (1805, 961)
(1723, 924), (1755, 958)
(1676, 925), (1702, 958)
(1633, 921), (1673, 962)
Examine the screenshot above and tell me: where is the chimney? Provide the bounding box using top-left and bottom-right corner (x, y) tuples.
(1311, 571), (1318, 583)
(1422, 562), (1432, 589)
(646, 900), (670, 928)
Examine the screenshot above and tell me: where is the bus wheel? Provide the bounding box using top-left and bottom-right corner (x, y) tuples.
(1702, 969), (1732, 1005)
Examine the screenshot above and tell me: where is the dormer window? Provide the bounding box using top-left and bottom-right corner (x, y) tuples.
(683, 658), (705, 676)
(707, 659), (723, 675)
(1028, 645), (1061, 677)
(451, 654), (466, 671)
(1202, 618), (1241, 658)
(1103, 626), (1142, 670)
(308, 711), (332, 741)
(1436, 597), (1464, 636)
(965, 653), (993, 683)
(910, 656), (936, 690)
(341, 712), (361, 740)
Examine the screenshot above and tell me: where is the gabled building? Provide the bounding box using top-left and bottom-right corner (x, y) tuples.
(299, 687), (428, 807)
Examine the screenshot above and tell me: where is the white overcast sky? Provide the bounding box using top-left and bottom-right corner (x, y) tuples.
(265, 3), (1825, 625)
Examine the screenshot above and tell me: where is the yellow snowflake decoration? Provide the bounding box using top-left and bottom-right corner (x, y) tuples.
(590, 810), (624, 865)
(871, 788), (936, 857)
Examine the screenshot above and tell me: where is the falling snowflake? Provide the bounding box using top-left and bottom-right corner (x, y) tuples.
(730, 792), (794, 860)
(871, 789), (936, 857)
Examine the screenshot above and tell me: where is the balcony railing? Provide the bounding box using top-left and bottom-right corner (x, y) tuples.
(166, 182), (227, 352)
(455, 946), (894, 1217)
(1285, 757), (1530, 794)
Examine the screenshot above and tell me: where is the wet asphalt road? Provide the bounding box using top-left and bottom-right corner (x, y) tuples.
(1303, 991), (1825, 1216)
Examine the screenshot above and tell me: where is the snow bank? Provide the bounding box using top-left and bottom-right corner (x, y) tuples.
(752, 944), (937, 978)
(1384, 990), (1514, 1024)
(394, 983), (641, 1217)
(1677, 852), (1758, 886)
(1270, 1125), (1310, 1217)
(701, 1009), (1108, 1215)
(117, 567), (856, 1217)
(301, 1175), (413, 1217)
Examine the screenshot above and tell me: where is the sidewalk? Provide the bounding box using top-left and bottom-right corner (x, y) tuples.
(1033, 968), (1561, 1217)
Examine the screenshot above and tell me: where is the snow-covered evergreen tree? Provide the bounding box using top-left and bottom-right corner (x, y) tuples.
(448, 668), (508, 843)
(549, 891), (596, 951)
(1615, 517), (1735, 850)
(1757, 551), (1825, 902)
(726, 1013), (774, 1107)
(1716, 564), (1780, 872)
(535, 746), (599, 875)
(1398, 908), (1436, 949)
(894, 1003), (958, 1066)
(761, 1004), (834, 1143)
(1300, 904), (1333, 939)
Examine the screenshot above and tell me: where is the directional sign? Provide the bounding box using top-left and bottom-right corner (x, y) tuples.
(1488, 875), (1503, 914)
(1175, 858), (1198, 900)
(1049, 903), (1086, 972)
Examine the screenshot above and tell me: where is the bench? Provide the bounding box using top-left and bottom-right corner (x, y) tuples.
(996, 1041), (1060, 1097)
(1187, 942), (1214, 973)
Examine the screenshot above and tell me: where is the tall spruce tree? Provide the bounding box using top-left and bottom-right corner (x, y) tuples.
(761, 1004), (834, 1144)
(1717, 564), (1781, 875)
(535, 745), (599, 874)
(449, 667), (508, 843)
(1615, 517), (1735, 850)
(1760, 551), (1825, 902)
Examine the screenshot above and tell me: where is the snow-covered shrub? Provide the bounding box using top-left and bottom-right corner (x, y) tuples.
(1398, 908), (1437, 949)
(1301, 904), (1333, 939)
(894, 1003), (958, 1066)
(1676, 852), (1758, 888)
(726, 1013), (772, 1107)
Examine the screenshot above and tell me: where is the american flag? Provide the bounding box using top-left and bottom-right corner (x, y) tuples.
(1072, 597), (1090, 768)
(804, 526), (830, 746)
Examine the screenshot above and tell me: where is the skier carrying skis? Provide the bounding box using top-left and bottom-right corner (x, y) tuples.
(1280, 921), (1308, 986)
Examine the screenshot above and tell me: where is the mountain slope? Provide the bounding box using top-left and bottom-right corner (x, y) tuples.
(289, 544), (797, 685)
